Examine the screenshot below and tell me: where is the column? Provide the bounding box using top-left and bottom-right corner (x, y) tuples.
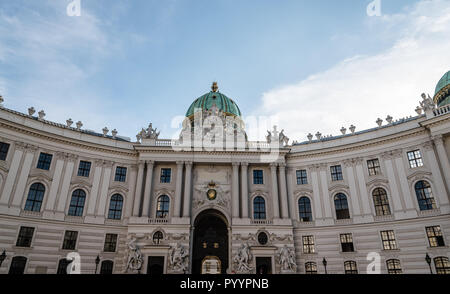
(125, 165), (138, 218)
(354, 162), (373, 215)
(56, 155), (77, 212)
(423, 142), (449, 205)
(382, 154), (404, 212)
(278, 163), (289, 218)
(132, 162), (145, 216)
(318, 164), (331, 218)
(96, 161), (113, 216)
(270, 163), (280, 219)
(174, 161), (184, 217)
(45, 152), (66, 211)
(232, 162), (240, 218)
(432, 135), (450, 193)
(11, 145), (37, 207)
(0, 145), (24, 205)
(240, 162), (249, 218)
(310, 166), (324, 219)
(86, 160), (104, 215)
(344, 160), (362, 216)
(286, 167), (296, 220)
(183, 161), (193, 217)
(142, 160), (154, 217)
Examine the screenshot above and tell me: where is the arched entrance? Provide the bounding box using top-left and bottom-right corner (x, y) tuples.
(192, 209), (229, 274)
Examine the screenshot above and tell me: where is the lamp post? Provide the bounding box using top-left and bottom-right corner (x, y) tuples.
(322, 257), (328, 274)
(0, 250), (6, 268)
(425, 253), (433, 274)
(95, 255), (100, 274)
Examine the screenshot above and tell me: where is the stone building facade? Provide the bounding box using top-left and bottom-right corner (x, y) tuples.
(0, 74), (449, 275)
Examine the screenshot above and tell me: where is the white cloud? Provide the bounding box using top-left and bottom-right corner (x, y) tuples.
(253, 0), (450, 143)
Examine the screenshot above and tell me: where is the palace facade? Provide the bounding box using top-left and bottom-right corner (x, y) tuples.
(0, 73), (449, 274)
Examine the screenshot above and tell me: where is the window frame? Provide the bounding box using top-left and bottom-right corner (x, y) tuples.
(334, 193), (350, 220)
(386, 259), (402, 274)
(16, 226), (35, 248)
(100, 260), (114, 274)
(296, 169), (308, 185)
(298, 196), (312, 222)
(67, 189), (86, 217)
(24, 183), (46, 212)
(330, 165), (343, 181)
(372, 188), (391, 216)
(36, 152), (53, 170)
(434, 256), (450, 274)
(407, 150), (424, 168)
(253, 196), (266, 220)
(62, 230), (78, 251)
(340, 233), (355, 252)
(426, 226), (446, 247)
(344, 260), (358, 274)
(114, 166), (127, 182)
(0, 142), (10, 161)
(9, 256), (27, 274)
(414, 180), (437, 211)
(108, 194), (124, 220)
(152, 231), (164, 245)
(155, 195), (170, 219)
(160, 168), (172, 183)
(367, 159), (381, 176)
(302, 235), (315, 254)
(253, 169), (264, 185)
(77, 160), (92, 177)
(103, 233), (118, 252)
(380, 230), (398, 250)
(305, 262), (318, 274)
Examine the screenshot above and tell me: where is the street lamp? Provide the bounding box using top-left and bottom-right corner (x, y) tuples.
(0, 250), (6, 267)
(95, 255), (101, 274)
(425, 253), (433, 274)
(322, 257), (328, 274)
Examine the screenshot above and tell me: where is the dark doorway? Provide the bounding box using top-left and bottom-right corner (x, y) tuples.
(256, 257), (272, 274)
(192, 209), (228, 274)
(147, 256), (164, 275)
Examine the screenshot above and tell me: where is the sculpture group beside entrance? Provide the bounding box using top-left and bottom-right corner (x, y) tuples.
(168, 243), (189, 273)
(233, 243), (253, 273)
(125, 237), (143, 273)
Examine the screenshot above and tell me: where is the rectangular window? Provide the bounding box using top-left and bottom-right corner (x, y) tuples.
(253, 170), (264, 185)
(426, 226), (445, 247)
(77, 161), (91, 177)
(0, 142), (10, 161)
(104, 234), (118, 252)
(407, 150), (424, 168)
(340, 233), (354, 252)
(302, 235), (315, 254)
(367, 159), (381, 176)
(62, 231), (78, 250)
(331, 165), (343, 181)
(16, 226), (35, 247)
(380, 230), (398, 250)
(160, 168), (171, 183)
(36, 152), (53, 170)
(296, 170), (308, 185)
(114, 167), (127, 182)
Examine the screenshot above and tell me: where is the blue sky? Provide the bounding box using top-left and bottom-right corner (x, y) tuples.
(0, 0), (449, 141)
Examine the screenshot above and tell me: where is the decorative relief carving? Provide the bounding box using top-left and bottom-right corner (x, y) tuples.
(125, 236), (143, 273)
(168, 243), (189, 273)
(233, 243), (253, 273)
(277, 245), (297, 273)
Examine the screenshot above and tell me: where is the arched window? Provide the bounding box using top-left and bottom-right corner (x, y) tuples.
(298, 197), (312, 222)
(372, 188), (391, 216)
(434, 257), (450, 274)
(344, 260), (358, 274)
(334, 193), (350, 220)
(153, 231), (164, 245)
(57, 258), (72, 274)
(386, 259), (402, 274)
(100, 260), (114, 274)
(108, 194), (123, 220)
(415, 181), (436, 211)
(305, 262), (317, 274)
(253, 196), (266, 220)
(68, 189), (86, 216)
(156, 195), (170, 218)
(9, 256), (27, 274)
(24, 183), (45, 212)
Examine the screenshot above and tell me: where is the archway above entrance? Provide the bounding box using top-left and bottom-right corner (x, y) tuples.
(192, 209), (229, 274)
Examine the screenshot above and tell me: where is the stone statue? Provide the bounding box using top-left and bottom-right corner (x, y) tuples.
(420, 93), (436, 111)
(233, 243), (253, 273)
(139, 122), (160, 140)
(279, 129), (289, 146)
(169, 243), (189, 273)
(125, 237), (143, 273)
(277, 245), (296, 272)
(266, 130), (272, 144)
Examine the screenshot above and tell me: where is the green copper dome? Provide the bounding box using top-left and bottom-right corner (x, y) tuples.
(185, 82), (242, 117)
(434, 70), (450, 107)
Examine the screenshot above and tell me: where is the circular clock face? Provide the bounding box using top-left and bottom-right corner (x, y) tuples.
(207, 189), (217, 200)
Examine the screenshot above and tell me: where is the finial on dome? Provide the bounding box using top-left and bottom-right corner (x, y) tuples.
(211, 81), (218, 92)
